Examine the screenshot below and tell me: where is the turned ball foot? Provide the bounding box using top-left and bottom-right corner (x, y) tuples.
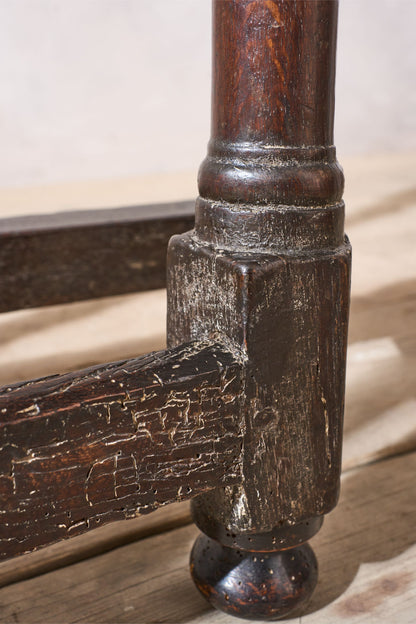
(190, 533), (318, 621)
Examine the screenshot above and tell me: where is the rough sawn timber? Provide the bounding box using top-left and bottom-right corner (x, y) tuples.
(0, 340), (244, 560)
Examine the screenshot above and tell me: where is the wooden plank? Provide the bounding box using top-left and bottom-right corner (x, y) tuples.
(0, 451), (414, 623)
(0, 200), (194, 312)
(303, 452), (416, 623)
(0, 340), (243, 560)
(342, 296), (416, 470)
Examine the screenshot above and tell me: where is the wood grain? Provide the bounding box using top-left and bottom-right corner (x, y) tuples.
(1, 150), (413, 607)
(167, 3), (349, 616)
(0, 451), (414, 623)
(0, 148), (414, 618)
(199, 0), (343, 207)
(0, 341), (243, 560)
(0, 200), (194, 312)
(168, 1), (350, 550)
(211, 0), (337, 146)
(169, 239), (350, 534)
(0, 502), (191, 589)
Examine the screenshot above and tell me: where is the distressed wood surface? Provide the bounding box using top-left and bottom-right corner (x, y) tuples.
(0, 200), (194, 312)
(2, 284), (414, 592)
(199, 0), (342, 209)
(166, 2), (349, 617)
(1, 451), (415, 623)
(0, 341), (243, 560)
(0, 502), (191, 589)
(0, 151), (414, 620)
(169, 240), (350, 533)
(168, 3), (350, 573)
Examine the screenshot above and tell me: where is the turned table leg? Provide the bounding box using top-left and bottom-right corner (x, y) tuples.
(167, 0), (350, 619)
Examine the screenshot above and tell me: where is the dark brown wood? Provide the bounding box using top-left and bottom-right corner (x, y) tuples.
(0, 200), (194, 313)
(167, 0), (351, 618)
(198, 0), (343, 208)
(0, 340), (243, 560)
(0, 1), (351, 617)
(191, 534), (318, 620)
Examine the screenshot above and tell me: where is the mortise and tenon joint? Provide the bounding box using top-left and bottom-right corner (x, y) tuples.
(168, 0), (351, 619)
(0, 0), (351, 620)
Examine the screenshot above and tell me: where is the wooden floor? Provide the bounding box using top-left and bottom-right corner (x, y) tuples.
(0, 153), (415, 623)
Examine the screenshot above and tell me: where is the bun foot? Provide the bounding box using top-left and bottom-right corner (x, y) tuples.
(190, 533), (318, 621)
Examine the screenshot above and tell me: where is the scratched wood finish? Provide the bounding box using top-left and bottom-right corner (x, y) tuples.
(0, 0), (350, 618)
(169, 0), (349, 536)
(0, 503), (192, 589)
(169, 244), (350, 530)
(2, 451), (415, 624)
(0, 149), (413, 618)
(0, 200), (194, 313)
(198, 0), (343, 208)
(0, 341), (243, 560)
(168, 1), (350, 617)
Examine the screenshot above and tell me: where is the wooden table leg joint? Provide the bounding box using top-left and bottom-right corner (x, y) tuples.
(0, 1), (352, 620)
(0, 340), (245, 560)
(167, 0), (351, 619)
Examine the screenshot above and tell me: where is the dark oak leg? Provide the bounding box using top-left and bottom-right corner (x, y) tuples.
(167, 0), (350, 620)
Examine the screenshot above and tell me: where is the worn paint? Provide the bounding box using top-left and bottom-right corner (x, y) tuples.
(0, 341), (244, 560)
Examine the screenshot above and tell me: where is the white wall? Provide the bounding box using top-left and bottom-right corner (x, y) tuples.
(0, 0), (415, 187)
(336, 0), (416, 159)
